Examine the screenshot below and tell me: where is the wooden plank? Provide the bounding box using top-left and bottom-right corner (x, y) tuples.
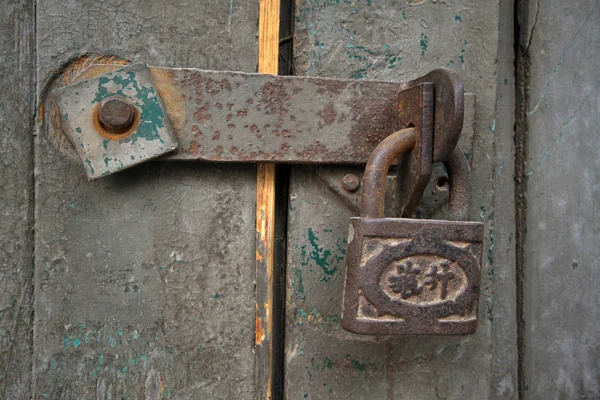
(491, 0), (519, 398)
(256, 0), (280, 398)
(33, 1), (260, 398)
(0, 0), (35, 398)
(286, 1), (507, 398)
(520, 0), (600, 397)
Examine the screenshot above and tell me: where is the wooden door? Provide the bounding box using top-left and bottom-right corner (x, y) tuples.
(1, 0), (598, 399)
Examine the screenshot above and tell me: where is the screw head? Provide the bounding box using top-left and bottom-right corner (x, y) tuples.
(342, 174), (360, 192)
(98, 96), (135, 133)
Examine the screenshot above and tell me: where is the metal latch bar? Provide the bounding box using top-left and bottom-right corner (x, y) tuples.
(50, 62), (466, 180)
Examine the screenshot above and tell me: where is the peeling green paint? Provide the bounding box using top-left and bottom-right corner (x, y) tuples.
(293, 268), (306, 301)
(351, 358), (366, 372)
(420, 33), (429, 55)
(300, 228), (346, 281)
(455, 14), (463, 22)
(84, 159), (95, 175)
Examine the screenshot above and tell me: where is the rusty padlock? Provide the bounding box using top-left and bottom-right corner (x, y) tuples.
(341, 128), (484, 335)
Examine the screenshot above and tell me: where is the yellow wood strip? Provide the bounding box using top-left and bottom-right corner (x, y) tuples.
(256, 0), (280, 398)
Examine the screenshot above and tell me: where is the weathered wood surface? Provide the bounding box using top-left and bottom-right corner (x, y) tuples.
(286, 0), (514, 398)
(34, 1), (259, 398)
(0, 0), (35, 399)
(522, 0), (600, 398)
(491, 0), (519, 397)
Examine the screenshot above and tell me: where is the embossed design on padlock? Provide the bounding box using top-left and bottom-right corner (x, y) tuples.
(341, 130), (484, 335)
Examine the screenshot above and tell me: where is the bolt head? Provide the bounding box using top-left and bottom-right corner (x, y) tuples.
(342, 174), (360, 192)
(98, 96), (135, 133)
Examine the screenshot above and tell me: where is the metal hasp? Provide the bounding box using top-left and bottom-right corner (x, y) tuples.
(341, 128), (484, 335)
(51, 62), (465, 180)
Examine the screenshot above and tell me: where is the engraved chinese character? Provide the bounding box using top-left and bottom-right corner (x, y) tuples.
(388, 259), (423, 299)
(424, 261), (455, 299)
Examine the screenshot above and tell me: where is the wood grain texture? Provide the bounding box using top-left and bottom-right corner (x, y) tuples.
(286, 1), (506, 398)
(522, 0), (600, 397)
(33, 1), (259, 398)
(0, 0), (35, 398)
(256, 0), (280, 398)
(255, 163), (277, 400)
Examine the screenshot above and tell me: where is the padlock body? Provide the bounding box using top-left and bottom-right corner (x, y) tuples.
(341, 217), (484, 335)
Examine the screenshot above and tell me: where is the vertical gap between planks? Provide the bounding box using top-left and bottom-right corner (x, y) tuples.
(514, 0), (530, 398)
(256, 0), (280, 399)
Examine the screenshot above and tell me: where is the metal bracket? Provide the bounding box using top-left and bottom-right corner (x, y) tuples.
(49, 62), (465, 182)
(52, 63), (178, 179)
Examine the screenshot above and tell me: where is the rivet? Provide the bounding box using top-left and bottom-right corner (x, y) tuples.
(342, 174), (360, 192)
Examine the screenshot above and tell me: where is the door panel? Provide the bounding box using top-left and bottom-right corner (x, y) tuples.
(0, 1), (35, 398)
(285, 1), (515, 398)
(33, 1), (259, 398)
(522, 0), (600, 397)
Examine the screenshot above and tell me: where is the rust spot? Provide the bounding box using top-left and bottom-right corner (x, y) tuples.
(250, 124), (260, 133)
(231, 146), (239, 154)
(272, 130), (280, 137)
(318, 103), (337, 128)
(247, 98), (254, 104)
(315, 78), (346, 95)
(215, 145), (223, 154)
(212, 131), (220, 140)
(226, 103), (234, 111)
(221, 79), (232, 91)
(282, 130), (291, 137)
(255, 316), (265, 345)
(215, 102), (223, 109)
(228, 124), (236, 129)
(281, 143), (289, 152)
(261, 81), (292, 116)
(194, 106), (211, 122)
(188, 141), (201, 156)
(236, 110), (248, 118)
(226, 113), (233, 121)
(228, 134), (233, 140)
(151, 68), (185, 131)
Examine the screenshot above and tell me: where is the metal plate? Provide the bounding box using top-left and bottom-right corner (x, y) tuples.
(52, 63), (178, 180)
(396, 82), (434, 217)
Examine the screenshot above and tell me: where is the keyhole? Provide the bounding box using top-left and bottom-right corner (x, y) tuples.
(435, 176), (449, 191)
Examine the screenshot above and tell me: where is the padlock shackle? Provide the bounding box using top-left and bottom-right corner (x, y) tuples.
(361, 128), (417, 218)
(445, 146), (472, 221)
